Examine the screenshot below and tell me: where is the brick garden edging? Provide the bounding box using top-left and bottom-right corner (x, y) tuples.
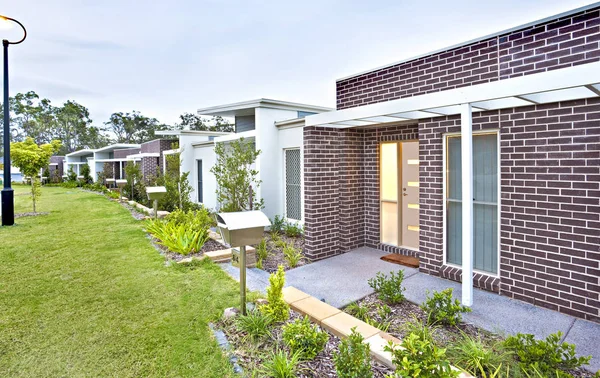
(282, 286), (471, 377)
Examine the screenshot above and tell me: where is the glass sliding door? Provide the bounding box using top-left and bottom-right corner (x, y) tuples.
(446, 132), (498, 274)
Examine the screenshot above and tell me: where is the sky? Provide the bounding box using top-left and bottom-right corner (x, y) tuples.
(0, 0), (598, 127)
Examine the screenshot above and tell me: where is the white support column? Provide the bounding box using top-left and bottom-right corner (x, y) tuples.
(460, 103), (474, 307)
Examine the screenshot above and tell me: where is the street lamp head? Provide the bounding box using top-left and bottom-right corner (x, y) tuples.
(0, 15), (27, 45)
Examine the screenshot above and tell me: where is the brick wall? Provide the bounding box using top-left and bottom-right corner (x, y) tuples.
(336, 7), (600, 109)
(114, 148), (140, 159)
(141, 157), (159, 182)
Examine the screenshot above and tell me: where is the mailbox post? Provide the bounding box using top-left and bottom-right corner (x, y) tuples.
(146, 186), (167, 220)
(115, 179), (127, 202)
(217, 211), (271, 315)
(105, 178), (115, 189)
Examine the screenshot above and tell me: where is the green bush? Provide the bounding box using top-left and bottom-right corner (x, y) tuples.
(79, 163), (93, 185)
(145, 209), (212, 255)
(421, 288), (471, 326)
(503, 332), (591, 377)
(367, 271), (406, 304)
(333, 328), (373, 378)
(284, 221), (303, 237)
(448, 334), (513, 377)
(260, 265), (289, 322)
(345, 302), (370, 322)
(236, 310), (273, 341)
(66, 167), (78, 184)
(166, 207), (214, 230)
(270, 215), (286, 234)
(283, 244), (303, 268)
(386, 332), (459, 378)
(260, 349), (302, 378)
(282, 316), (329, 360)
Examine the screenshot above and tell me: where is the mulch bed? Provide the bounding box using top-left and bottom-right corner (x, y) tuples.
(150, 237), (228, 262)
(258, 231), (312, 273)
(217, 310), (394, 377)
(349, 294), (597, 378)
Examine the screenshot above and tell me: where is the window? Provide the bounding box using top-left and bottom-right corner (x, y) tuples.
(446, 132), (498, 274)
(284, 149), (302, 221)
(197, 160), (203, 203)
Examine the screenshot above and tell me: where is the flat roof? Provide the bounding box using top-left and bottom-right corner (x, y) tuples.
(274, 117), (306, 129)
(197, 98), (333, 117)
(93, 143), (141, 153)
(337, 2), (600, 82)
(155, 130), (232, 137)
(65, 149), (95, 157)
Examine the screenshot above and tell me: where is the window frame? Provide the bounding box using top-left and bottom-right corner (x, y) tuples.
(442, 129), (501, 277)
(283, 148), (303, 222)
(196, 159), (203, 204)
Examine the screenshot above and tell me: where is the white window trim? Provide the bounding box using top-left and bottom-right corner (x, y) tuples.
(196, 159), (203, 204)
(283, 147), (303, 223)
(442, 129), (501, 278)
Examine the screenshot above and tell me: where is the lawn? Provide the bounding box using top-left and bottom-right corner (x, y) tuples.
(0, 185), (239, 377)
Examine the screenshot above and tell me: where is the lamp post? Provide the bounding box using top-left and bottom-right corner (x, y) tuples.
(1, 15), (27, 226)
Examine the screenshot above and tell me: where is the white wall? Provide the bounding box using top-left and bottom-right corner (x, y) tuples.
(255, 107), (300, 221)
(190, 144), (218, 210)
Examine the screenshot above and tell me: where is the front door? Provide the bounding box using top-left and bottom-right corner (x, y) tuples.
(380, 141), (419, 250)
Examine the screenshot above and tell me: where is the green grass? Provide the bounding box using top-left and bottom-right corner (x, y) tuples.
(0, 185), (239, 377)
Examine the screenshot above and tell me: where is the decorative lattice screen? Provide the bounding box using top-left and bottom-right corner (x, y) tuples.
(285, 149), (302, 220)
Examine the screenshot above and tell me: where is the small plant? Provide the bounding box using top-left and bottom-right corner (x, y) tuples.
(236, 310), (273, 341)
(345, 302), (370, 322)
(386, 332), (459, 378)
(260, 265), (289, 322)
(256, 238), (268, 269)
(376, 303), (392, 320)
(274, 238), (287, 250)
(367, 270), (406, 304)
(401, 317), (436, 344)
(271, 215), (286, 234)
(421, 288), (471, 326)
(503, 331), (591, 377)
(448, 333), (512, 377)
(333, 328), (373, 378)
(283, 244), (303, 268)
(282, 316), (329, 360)
(260, 349), (302, 378)
(364, 316), (390, 332)
(284, 221), (303, 237)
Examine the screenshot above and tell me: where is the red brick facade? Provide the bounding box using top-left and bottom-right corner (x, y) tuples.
(304, 5), (600, 322)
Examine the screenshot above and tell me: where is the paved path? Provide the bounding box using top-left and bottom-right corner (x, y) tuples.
(219, 247), (600, 372)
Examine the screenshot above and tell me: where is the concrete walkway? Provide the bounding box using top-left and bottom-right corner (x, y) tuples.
(219, 247), (600, 372)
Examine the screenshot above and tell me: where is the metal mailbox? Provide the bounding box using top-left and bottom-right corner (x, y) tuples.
(146, 186), (167, 219)
(216, 210), (271, 315)
(216, 210), (271, 247)
(115, 179), (128, 202)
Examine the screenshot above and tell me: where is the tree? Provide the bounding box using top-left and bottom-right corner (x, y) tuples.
(104, 111), (167, 144)
(210, 137), (263, 212)
(176, 113), (234, 133)
(11, 137), (62, 212)
(153, 152), (195, 212)
(54, 100), (95, 154)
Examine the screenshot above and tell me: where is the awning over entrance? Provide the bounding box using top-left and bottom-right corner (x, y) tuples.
(306, 61), (600, 128)
(305, 61), (600, 308)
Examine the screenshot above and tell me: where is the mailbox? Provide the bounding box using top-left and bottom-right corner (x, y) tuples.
(216, 210), (271, 315)
(146, 186), (167, 220)
(216, 210), (271, 247)
(115, 179), (127, 202)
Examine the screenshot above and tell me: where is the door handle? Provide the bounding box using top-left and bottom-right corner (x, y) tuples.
(403, 193), (408, 196)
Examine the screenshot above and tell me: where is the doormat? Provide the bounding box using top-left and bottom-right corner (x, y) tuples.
(380, 254), (420, 268)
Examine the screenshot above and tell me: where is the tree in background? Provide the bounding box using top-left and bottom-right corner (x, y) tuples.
(11, 137), (62, 213)
(211, 137), (263, 212)
(104, 111), (168, 144)
(176, 113), (233, 133)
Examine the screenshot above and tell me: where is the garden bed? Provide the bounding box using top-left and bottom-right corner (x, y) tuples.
(346, 293), (597, 378)
(217, 310), (393, 377)
(256, 231), (311, 273)
(153, 237), (228, 262)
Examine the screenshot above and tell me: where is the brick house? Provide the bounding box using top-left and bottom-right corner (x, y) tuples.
(302, 3), (600, 322)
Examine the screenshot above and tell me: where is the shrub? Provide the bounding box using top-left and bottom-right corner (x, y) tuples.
(421, 288), (471, 326)
(282, 316), (329, 360)
(283, 244), (303, 268)
(236, 310), (273, 341)
(271, 215), (286, 234)
(260, 265), (289, 322)
(146, 220), (210, 255)
(401, 317), (436, 344)
(345, 302), (370, 322)
(367, 271), (406, 304)
(447, 334), (512, 377)
(123, 162), (146, 203)
(284, 221), (303, 237)
(386, 332), (459, 378)
(166, 207), (214, 230)
(66, 167), (78, 183)
(260, 349), (302, 378)
(80, 163), (93, 185)
(333, 328), (373, 378)
(256, 239), (268, 269)
(503, 332), (591, 377)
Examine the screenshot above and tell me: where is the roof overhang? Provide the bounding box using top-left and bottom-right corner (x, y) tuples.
(197, 98), (332, 118)
(93, 144), (141, 153)
(95, 158), (136, 163)
(213, 130), (256, 143)
(155, 130), (231, 137)
(66, 149), (95, 157)
(307, 62), (600, 128)
(275, 117), (306, 129)
(126, 153), (160, 159)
